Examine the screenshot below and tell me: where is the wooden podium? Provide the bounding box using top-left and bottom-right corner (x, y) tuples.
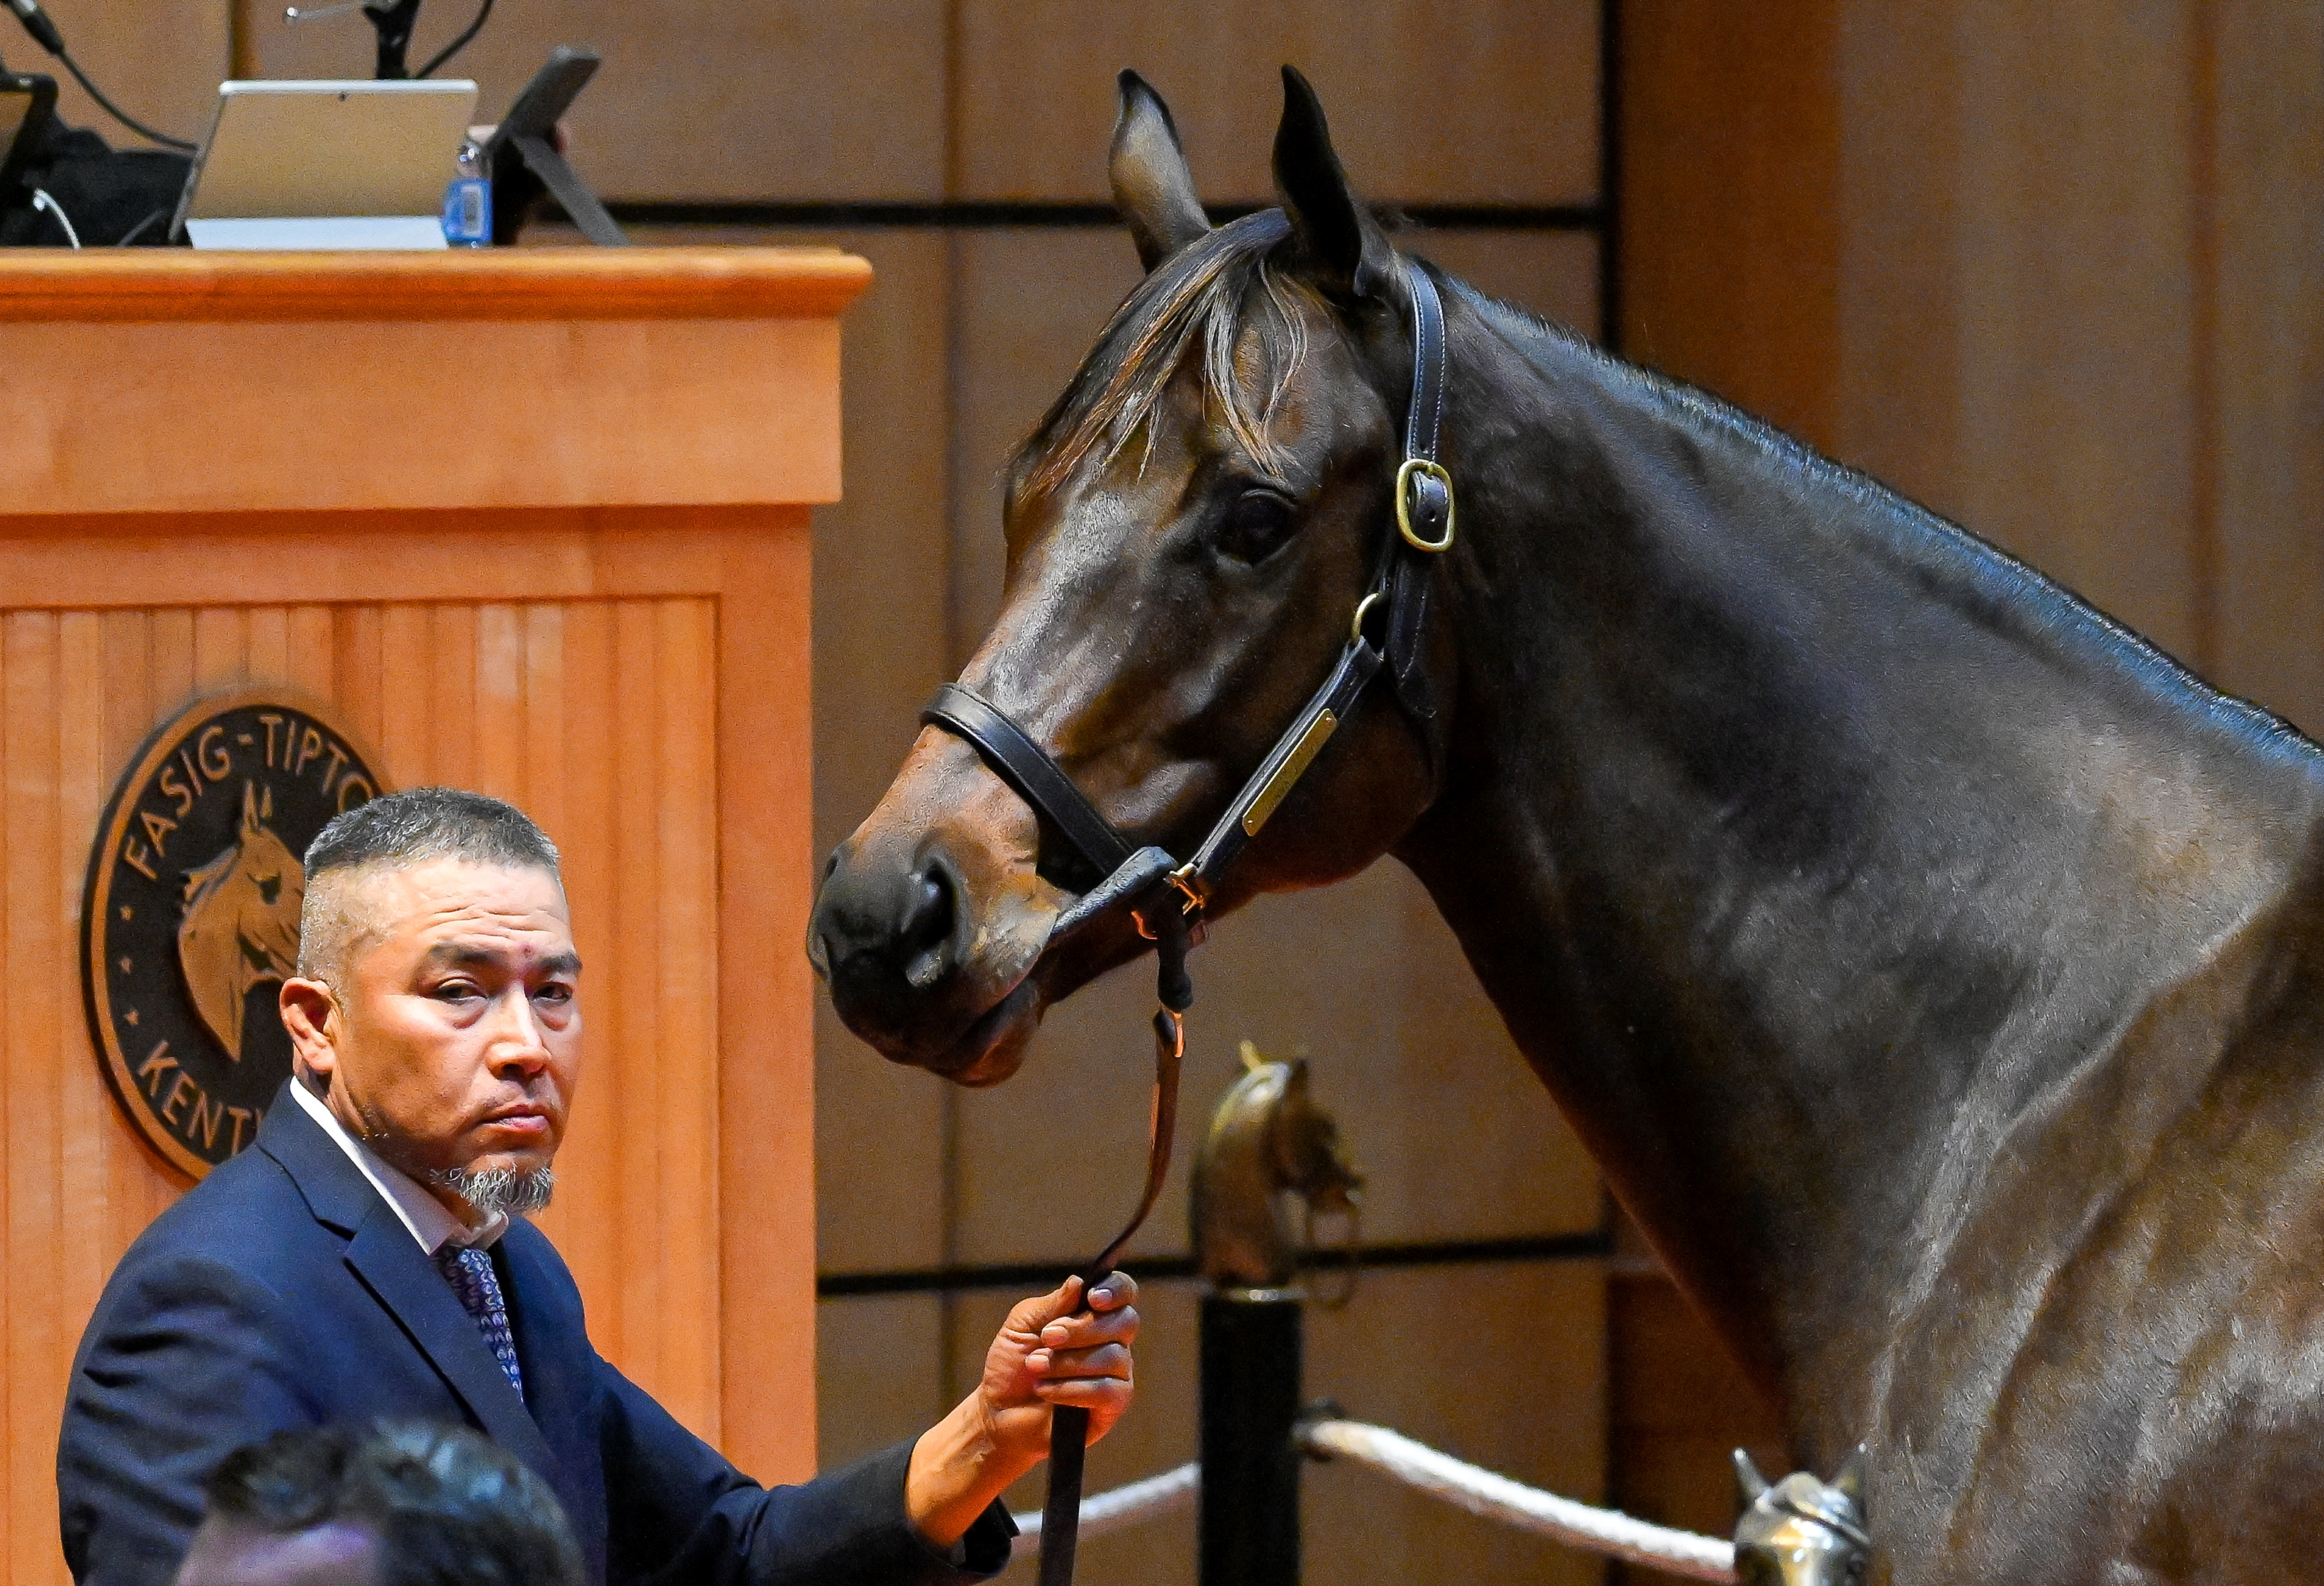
(0, 248), (868, 1582)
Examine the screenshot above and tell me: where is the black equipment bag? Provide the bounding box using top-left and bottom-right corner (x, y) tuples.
(1, 118), (191, 247)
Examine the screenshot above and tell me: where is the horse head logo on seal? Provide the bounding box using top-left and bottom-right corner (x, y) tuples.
(176, 781), (304, 1061)
(1732, 1446), (1870, 1586)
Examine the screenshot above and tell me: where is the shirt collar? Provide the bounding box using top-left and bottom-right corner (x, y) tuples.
(289, 1078), (508, 1254)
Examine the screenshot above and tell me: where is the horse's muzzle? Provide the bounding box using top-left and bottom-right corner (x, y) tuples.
(811, 842), (971, 1044)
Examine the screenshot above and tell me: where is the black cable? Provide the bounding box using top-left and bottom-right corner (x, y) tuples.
(414, 0), (491, 79)
(7, 1), (195, 147)
(53, 46), (194, 149)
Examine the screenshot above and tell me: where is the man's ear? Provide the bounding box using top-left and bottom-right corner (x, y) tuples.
(280, 977), (341, 1080)
(1272, 66), (1393, 302)
(1110, 69), (1209, 272)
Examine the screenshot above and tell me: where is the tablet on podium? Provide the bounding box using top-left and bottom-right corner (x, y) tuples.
(170, 78), (476, 249)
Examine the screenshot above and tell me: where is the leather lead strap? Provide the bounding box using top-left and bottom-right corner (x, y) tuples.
(1037, 971), (1186, 1586)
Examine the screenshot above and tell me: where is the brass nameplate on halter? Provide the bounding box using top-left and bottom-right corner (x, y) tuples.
(1241, 709), (1338, 836)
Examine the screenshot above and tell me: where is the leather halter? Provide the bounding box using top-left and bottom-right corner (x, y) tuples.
(920, 258), (1454, 1586)
(925, 258), (1452, 966)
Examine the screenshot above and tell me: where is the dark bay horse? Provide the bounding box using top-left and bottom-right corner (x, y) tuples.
(809, 68), (2324, 1583)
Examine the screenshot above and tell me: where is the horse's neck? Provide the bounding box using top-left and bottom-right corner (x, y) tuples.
(1397, 290), (2324, 1437)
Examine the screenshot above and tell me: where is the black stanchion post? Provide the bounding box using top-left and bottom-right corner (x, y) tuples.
(1199, 1291), (1303, 1586)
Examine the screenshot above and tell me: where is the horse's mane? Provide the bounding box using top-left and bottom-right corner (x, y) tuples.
(1014, 210), (1310, 500)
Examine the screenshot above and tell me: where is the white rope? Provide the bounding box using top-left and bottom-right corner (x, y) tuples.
(1014, 1460), (1198, 1548)
(1299, 1420), (1737, 1582)
(1006, 1423), (1735, 1582)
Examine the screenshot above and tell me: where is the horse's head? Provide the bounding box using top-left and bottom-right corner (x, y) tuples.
(179, 782), (305, 1058)
(1731, 1448), (1871, 1586)
(811, 68), (1448, 1083)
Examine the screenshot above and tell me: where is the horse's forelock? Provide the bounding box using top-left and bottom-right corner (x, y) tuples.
(1015, 209), (1313, 502)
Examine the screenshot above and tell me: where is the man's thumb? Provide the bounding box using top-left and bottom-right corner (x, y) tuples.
(1014, 1274), (1082, 1332)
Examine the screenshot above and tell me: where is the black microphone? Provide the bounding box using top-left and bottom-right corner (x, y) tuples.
(4, 0), (63, 55)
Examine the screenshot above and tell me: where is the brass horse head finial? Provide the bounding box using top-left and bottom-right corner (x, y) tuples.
(1190, 1041), (1364, 1295)
(1732, 1445), (1871, 1586)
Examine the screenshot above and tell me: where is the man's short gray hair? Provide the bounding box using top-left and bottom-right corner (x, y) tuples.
(297, 788), (561, 987)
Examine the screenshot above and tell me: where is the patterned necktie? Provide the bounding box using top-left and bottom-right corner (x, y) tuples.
(435, 1244), (525, 1401)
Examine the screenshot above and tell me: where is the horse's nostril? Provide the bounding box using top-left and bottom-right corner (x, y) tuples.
(900, 869), (953, 944)
(897, 866), (956, 989)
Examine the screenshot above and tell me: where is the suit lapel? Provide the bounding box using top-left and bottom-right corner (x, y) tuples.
(341, 1207), (559, 1474)
(258, 1083), (559, 1476)
(256, 1080), (377, 1236)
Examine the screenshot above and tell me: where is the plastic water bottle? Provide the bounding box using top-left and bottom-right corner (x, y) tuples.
(442, 138), (492, 248)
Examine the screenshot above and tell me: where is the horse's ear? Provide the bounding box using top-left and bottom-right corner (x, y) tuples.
(1286, 1057), (1311, 1091)
(1732, 1449), (1770, 1513)
(1272, 66), (1393, 302)
(1832, 1444), (1870, 1510)
(241, 780), (261, 834)
(1110, 70), (1209, 272)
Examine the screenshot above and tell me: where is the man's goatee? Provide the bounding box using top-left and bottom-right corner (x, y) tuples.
(428, 1164), (556, 1219)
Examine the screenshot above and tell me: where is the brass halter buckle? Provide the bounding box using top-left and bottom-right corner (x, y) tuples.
(1133, 863), (1209, 941)
(1394, 457), (1456, 552)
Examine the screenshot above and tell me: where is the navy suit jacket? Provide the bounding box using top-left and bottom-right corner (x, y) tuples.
(57, 1086), (1013, 1586)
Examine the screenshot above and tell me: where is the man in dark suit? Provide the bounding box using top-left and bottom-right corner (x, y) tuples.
(59, 787), (1140, 1586)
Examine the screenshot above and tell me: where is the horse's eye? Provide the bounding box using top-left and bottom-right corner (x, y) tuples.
(1215, 490), (1299, 564)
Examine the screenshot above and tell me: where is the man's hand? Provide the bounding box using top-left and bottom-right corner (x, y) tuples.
(978, 1272), (1139, 1461)
(905, 1273), (1140, 1548)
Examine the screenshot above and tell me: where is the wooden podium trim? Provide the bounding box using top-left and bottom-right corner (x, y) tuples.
(0, 247), (872, 323)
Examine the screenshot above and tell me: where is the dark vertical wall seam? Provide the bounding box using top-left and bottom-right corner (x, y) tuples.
(2186, 0), (2222, 676)
(227, 0), (256, 84)
(935, 0), (968, 1412)
(1600, 0), (1623, 351)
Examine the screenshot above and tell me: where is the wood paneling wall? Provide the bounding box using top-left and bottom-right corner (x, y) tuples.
(0, 595), (729, 1581)
(1625, 0), (2324, 733)
(1616, 0), (2324, 1554)
(230, 1), (1603, 208)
